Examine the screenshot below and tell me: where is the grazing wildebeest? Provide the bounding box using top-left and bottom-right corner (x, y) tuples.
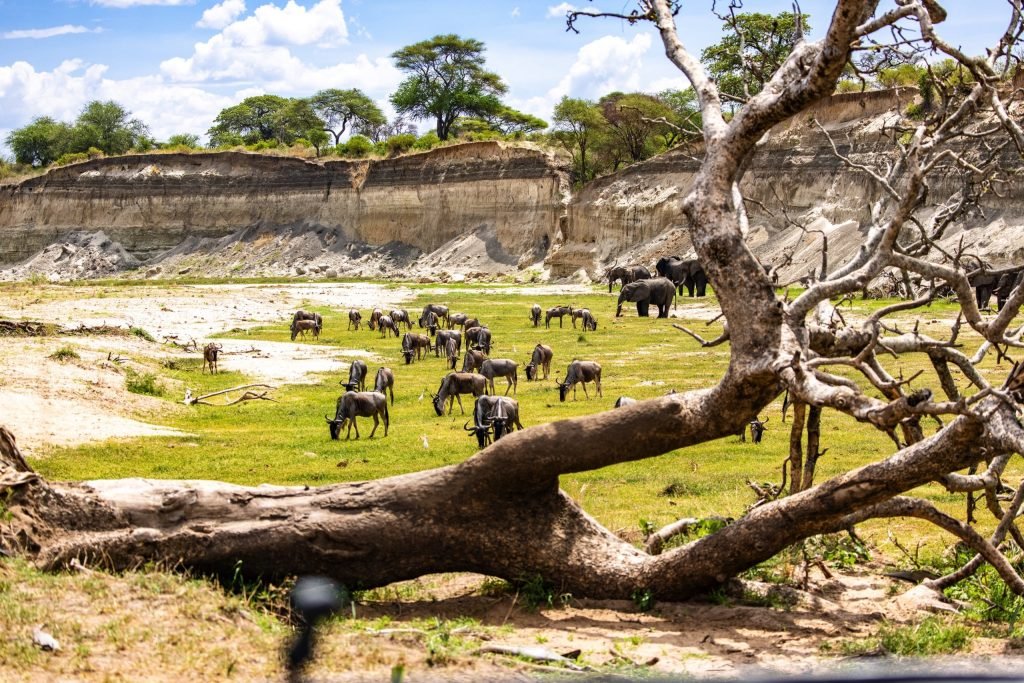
(391, 309), (413, 330)
(571, 308), (598, 330)
(528, 303), (544, 327)
(368, 307), (384, 331)
(480, 358), (518, 396)
(448, 312), (469, 329)
(581, 309), (598, 332)
(202, 342), (222, 374)
(377, 315), (400, 338)
(291, 318), (320, 341)
(464, 395), (523, 449)
(401, 332), (432, 364)
(614, 396), (637, 408)
(340, 359), (368, 391)
(347, 309), (362, 331)
(435, 329), (461, 358)
(462, 348), (487, 373)
(556, 360), (602, 402)
(431, 372), (487, 416)
(419, 304), (449, 328)
(325, 390), (389, 439)
(525, 343), (552, 381)
(373, 367), (395, 405)
(545, 305), (573, 328)
(293, 310), (323, 331)
(445, 337), (460, 370)
(461, 317), (480, 332)
(466, 326), (492, 354)
(421, 311), (440, 334)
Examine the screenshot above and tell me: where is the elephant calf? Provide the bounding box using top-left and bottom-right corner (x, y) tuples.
(616, 277), (677, 318)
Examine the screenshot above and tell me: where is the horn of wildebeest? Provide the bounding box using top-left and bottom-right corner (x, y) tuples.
(463, 420), (476, 432)
(324, 414), (336, 423)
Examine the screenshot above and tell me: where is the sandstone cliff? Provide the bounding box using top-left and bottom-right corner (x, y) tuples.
(0, 142), (569, 277)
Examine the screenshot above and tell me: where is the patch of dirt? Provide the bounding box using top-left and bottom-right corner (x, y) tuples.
(0, 283), (411, 453)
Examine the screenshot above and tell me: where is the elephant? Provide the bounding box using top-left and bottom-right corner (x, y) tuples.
(616, 277), (677, 318)
(606, 264), (653, 292)
(656, 256), (708, 297)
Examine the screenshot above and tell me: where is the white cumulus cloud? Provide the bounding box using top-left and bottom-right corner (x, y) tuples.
(197, 0), (247, 29)
(3, 25), (101, 40)
(546, 3), (579, 18)
(513, 33), (653, 119)
(0, 59), (233, 144)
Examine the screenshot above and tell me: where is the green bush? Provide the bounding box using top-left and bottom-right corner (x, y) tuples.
(338, 135), (373, 158)
(54, 152), (89, 167)
(385, 133), (417, 156)
(86, 147), (105, 159)
(246, 140), (279, 152)
(48, 345), (80, 362)
(413, 131), (441, 150)
(130, 326), (156, 342)
(125, 368), (164, 396)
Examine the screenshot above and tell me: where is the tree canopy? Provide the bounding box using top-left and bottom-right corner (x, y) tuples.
(390, 34), (508, 140)
(207, 94), (324, 147)
(700, 11), (811, 103)
(310, 88), (386, 146)
(5, 100), (149, 166)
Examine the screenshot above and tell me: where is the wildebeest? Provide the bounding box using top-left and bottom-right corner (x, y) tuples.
(435, 329), (461, 358)
(377, 315), (400, 338)
(347, 309), (362, 331)
(530, 304), (542, 327)
(373, 367), (395, 405)
(291, 318), (320, 341)
(465, 326), (492, 354)
(325, 390), (389, 440)
(556, 360), (602, 402)
(545, 305), (573, 328)
(614, 396), (637, 408)
(419, 304), (449, 328)
(448, 312), (470, 329)
(461, 317), (480, 331)
(462, 348), (487, 373)
(480, 358), (518, 396)
(525, 343), (552, 381)
(748, 417), (769, 444)
(445, 336), (460, 370)
(202, 342), (222, 374)
(571, 308), (598, 331)
(341, 359), (368, 391)
(293, 309), (323, 331)
(391, 309), (413, 330)
(431, 371), (487, 416)
(421, 311), (440, 334)
(368, 307), (384, 331)
(464, 395), (524, 449)
(401, 332), (432, 364)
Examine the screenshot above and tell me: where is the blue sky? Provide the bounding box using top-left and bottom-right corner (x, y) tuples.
(0, 0), (1011, 149)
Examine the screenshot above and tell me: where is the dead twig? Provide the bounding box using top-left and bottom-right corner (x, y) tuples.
(183, 384), (277, 406)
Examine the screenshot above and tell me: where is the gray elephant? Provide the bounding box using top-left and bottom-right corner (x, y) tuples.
(656, 256), (708, 297)
(616, 277), (677, 318)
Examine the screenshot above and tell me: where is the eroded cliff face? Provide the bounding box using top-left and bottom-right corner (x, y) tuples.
(552, 88), (1024, 281)
(0, 142), (569, 272)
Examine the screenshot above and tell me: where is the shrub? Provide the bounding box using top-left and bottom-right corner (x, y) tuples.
(49, 345), (80, 362)
(385, 133), (417, 156)
(54, 152), (89, 167)
(413, 131), (441, 150)
(125, 368), (164, 396)
(130, 326), (156, 342)
(86, 147), (105, 159)
(338, 135), (373, 158)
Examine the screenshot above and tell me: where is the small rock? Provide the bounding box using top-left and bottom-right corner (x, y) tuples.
(325, 269), (338, 279)
(178, 267), (192, 275)
(294, 265), (307, 276)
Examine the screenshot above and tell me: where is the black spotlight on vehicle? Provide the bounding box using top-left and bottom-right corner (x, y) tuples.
(286, 576), (346, 681)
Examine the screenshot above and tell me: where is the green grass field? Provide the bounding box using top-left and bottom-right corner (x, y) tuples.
(28, 283), (1023, 547)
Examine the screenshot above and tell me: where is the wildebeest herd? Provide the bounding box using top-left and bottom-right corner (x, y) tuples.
(295, 300), (610, 449)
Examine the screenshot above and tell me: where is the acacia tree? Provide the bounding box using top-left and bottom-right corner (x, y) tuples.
(309, 88), (386, 146)
(5, 117), (72, 166)
(551, 96), (607, 182)
(5, 0), (1024, 604)
(390, 34), (508, 140)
